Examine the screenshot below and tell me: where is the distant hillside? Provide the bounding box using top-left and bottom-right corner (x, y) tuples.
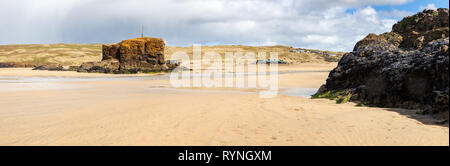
(0, 44), (345, 67)
(0, 44), (102, 67)
(165, 45), (345, 64)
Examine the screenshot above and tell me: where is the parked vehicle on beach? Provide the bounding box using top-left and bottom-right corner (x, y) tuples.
(255, 59), (287, 64)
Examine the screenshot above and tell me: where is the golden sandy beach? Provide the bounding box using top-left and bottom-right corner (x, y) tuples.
(0, 63), (448, 145)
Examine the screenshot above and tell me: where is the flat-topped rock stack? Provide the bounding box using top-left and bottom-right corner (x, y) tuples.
(78, 37), (176, 73)
(315, 8), (449, 122)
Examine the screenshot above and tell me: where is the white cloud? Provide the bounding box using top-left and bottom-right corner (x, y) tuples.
(419, 3), (437, 10)
(378, 9), (414, 19)
(0, 0), (412, 51)
(382, 19), (397, 29)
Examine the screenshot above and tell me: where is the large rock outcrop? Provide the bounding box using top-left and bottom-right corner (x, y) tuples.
(392, 8), (449, 49)
(79, 37), (177, 73)
(315, 8), (449, 121)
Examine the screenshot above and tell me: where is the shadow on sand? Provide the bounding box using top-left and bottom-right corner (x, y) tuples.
(382, 107), (449, 127)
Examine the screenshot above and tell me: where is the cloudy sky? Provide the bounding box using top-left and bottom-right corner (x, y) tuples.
(0, 0), (448, 51)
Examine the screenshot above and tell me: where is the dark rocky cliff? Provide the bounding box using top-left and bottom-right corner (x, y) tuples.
(315, 8), (449, 121)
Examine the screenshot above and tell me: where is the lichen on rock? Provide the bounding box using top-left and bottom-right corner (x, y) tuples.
(79, 37), (177, 74)
(392, 8), (449, 50)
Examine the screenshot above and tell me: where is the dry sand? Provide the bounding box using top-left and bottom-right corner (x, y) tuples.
(0, 63), (448, 145)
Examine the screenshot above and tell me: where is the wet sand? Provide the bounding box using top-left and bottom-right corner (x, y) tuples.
(0, 63), (448, 145)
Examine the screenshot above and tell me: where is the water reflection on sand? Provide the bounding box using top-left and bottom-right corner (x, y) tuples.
(0, 70), (323, 97)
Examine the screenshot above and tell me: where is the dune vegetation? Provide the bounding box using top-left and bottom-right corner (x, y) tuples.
(0, 44), (102, 67)
(1, 44), (345, 67)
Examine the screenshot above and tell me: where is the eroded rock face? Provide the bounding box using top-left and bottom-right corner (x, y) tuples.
(0, 63), (17, 68)
(79, 37), (176, 73)
(102, 43), (120, 61)
(0, 62), (36, 68)
(77, 59), (120, 73)
(316, 8), (449, 120)
(392, 8), (449, 49)
(32, 64), (64, 71)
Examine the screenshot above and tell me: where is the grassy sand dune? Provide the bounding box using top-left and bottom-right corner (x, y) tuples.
(0, 44), (102, 66)
(1, 44), (345, 67)
(165, 45), (344, 64)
